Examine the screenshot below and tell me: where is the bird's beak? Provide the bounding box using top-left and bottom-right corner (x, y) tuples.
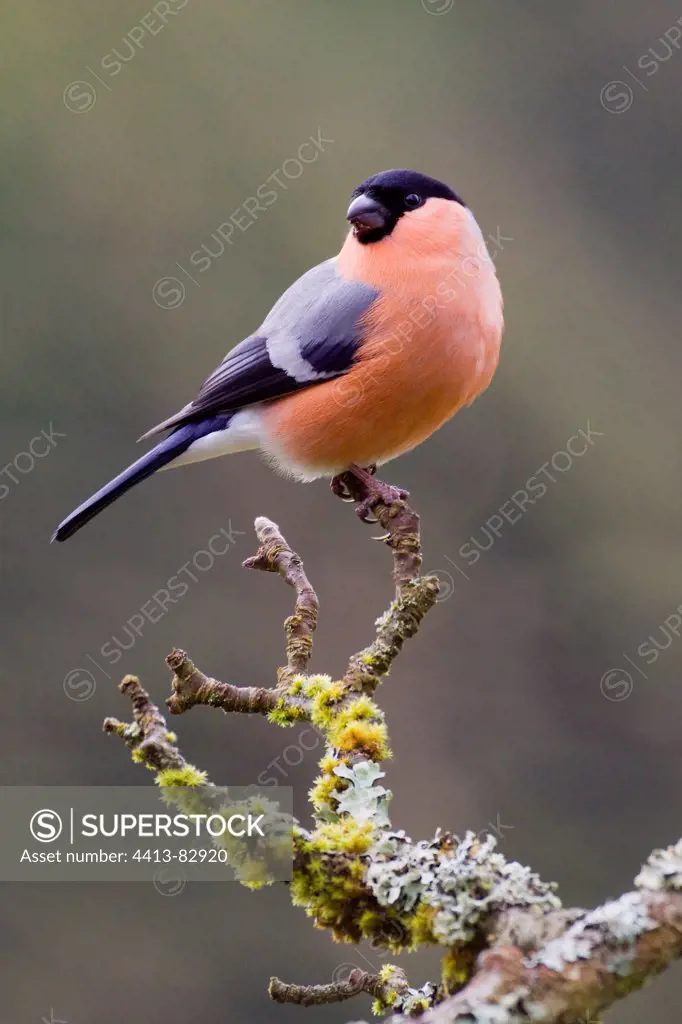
(346, 193), (389, 236)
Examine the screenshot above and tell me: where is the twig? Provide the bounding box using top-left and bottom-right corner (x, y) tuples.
(270, 967), (410, 1008)
(344, 576), (440, 693)
(243, 516), (318, 682)
(165, 648), (283, 716)
(103, 675), (185, 772)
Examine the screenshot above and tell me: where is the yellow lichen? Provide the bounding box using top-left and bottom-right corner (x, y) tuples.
(441, 947), (476, 994)
(409, 904), (438, 948)
(371, 964), (402, 1015)
(319, 753), (346, 775)
(266, 699), (307, 727)
(301, 673), (334, 697)
(309, 683), (347, 729)
(309, 772), (346, 813)
(288, 675), (306, 696)
(309, 819), (374, 855)
(359, 909), (383, 934)
(156, 764), (208, 788)
(332, 720), (390, 760)
(408, 997), (430, 1013)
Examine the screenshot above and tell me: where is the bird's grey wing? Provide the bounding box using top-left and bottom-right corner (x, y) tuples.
(140, 259), (378, 439)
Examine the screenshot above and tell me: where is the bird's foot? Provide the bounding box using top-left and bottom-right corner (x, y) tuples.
(330, 465), (408, 524)
(330, 465), (422, 587)
(329, 463), (377, 502)
(355, 480), (409, 524)
(330, 473), (357, 502)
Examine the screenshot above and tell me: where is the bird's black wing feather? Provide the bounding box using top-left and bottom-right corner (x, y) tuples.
(141, 259), (378, 439)
(191, 334), (304, 412)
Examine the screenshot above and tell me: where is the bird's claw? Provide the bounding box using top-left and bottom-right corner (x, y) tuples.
(355, 483), (409, 524)
(331, 467), (408, 523)
(330, 473), (356, 501)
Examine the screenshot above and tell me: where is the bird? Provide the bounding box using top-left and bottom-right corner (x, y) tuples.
(53, 168), (504, 542)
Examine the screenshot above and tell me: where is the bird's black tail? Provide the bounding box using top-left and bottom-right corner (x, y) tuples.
(52, 417), (231, 542)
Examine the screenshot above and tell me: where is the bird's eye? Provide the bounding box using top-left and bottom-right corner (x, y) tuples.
(404, 193), (423, 209)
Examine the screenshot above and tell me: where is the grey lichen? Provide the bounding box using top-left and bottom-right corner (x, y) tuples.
(527, 891), (656, 973)
(587, 891), (657, 942)
(367, 830), (560, 946)
(635, 839), (682, 892)
(333, 761), (392, 827)
(527, 930), (593, 973)
(392, 980), (439, 1016)
(366, 829), (436, 912)
(421, 977), (532, 1024)
(465, 985), (532, 1024)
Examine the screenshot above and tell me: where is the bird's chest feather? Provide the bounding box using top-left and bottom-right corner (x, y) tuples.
(342, 216), (503, 414)
(263, 210), (503, 476)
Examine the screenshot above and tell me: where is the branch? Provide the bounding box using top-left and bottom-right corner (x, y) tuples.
(163, 516), (320, 715)
(331, 465), (423, 589)
(269, 966), (410, 1008)
(243, 515), (318, 683)
(104, 674), (296, 887)
(365, 850), (682, 1024)
(165, 647), (282, 716)
(99, 475), (682, 1024)
(104, 674), (187, 772)
(343, 576), (439, 693)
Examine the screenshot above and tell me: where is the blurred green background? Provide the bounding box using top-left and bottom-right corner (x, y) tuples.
(2, 0), (682, 1020)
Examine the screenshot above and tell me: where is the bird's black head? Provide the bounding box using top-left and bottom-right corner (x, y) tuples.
(346, 169), (465, 244)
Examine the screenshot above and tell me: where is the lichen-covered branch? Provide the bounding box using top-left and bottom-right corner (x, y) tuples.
(104, 674), (192, 774)
(100, 477), (682, 1024)
(353, 844), (682, 1024)
(343, 576), (439, 693)
(269, 966), (410, 1009)
(104, 674), (297, 887)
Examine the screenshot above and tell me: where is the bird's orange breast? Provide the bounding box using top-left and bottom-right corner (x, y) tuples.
(263, 199), (503, 477)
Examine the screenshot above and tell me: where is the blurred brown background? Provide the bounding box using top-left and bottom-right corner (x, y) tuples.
(2, 0), (682, 1020)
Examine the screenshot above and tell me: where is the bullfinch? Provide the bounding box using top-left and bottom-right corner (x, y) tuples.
(53, 169), (503, 542)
